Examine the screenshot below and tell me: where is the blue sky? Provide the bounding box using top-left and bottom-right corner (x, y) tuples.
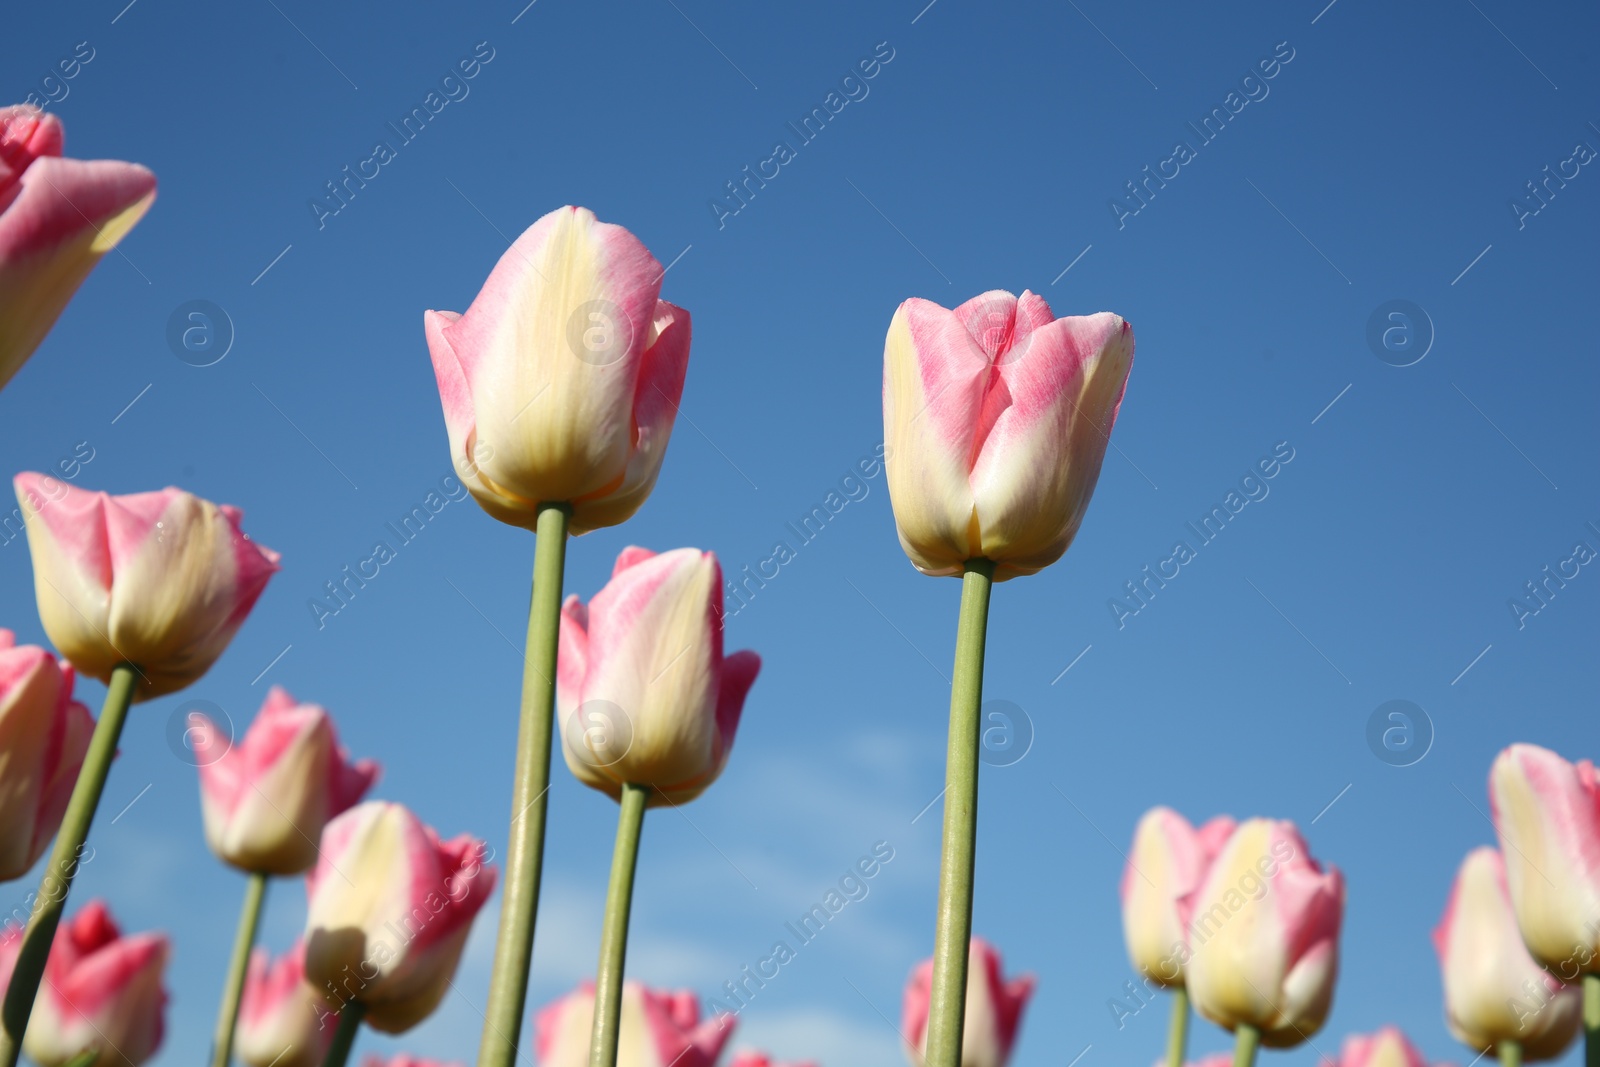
(3, 1), (1598, 1066)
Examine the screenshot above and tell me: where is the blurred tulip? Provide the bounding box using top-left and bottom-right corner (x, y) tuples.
(1173, 1055), (1233, 1067)
(0, 900), (168, 1067)
(534, 980), (733, 1067)
(881, 290), (1133, 580)
(1323, 1028), (1431, 1067)
(362, 1056), (466, 1067)
(557, 546), (760, 806)
(236, 941), (339, 1067)
(1183, 819), (1344, 1048)
(194, 686), (379, 875)
(426, 204), (691, 535)
(728, 1054), (817, 1067)
(0, 106), (156, 392)
(12, 475), (280, 700)
(902, 937), (1035, 1067)
(0, 630), (92, 881)
(1489, 743), (1600, 973)
(1121, 807), (1237, 986)
(1434, 846), (1581, 1059)
(303, 801), (495, 1033)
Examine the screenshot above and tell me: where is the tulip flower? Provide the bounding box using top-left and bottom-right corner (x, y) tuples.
(303, 801), (495, 1038)
(1324, 1029), (1432, 1067)
(1183, 818), (1343, 1056)
(1435, 846), (1581, 1061)
(1123, 808), (1238, 986)
(362, 1057), (466, 1067)
(235, 941), (340, 1067)
(0, 630), (92, 882)
(881, 290), (1133, 581)
(12, 475), (281, 701)
(729, 1055), (817, 1067)
(0, 900), (168, 1067)
(425, 204), (691, 536)
(903, 938), (1035, 1067)
(0, 106), (156, 392)
(534, 980), (734, 1067)
(1174, 1055), (1233, 1067)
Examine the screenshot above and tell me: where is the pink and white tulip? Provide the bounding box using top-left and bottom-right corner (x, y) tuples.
(0, 630), (92, 881)
(0, 107), (156, 391)
(12, 475), (281, 700)
(1121, 807), (1236, 986)
(729, 1054), (818, 1067)
(236, 940), (340, 1067)
(1489, 743), (1600, 973)
(426, 205), (691, 535)
(902, 937), (1035, 1067)
(302, 801), (495, 1033)
(1434, 847), (1580, 1059)
(882, 291), (1133, 580)
(557, 546), (760, 806)
(1322, 1028), (1432, 1067)
(534, 980), (734, 1067)
(1183, 819), (1344, 1047)
(194, 686), (379, 874)
(0, 900), (168, 1067)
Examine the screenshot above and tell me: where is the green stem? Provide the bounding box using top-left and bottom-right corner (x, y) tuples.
(1584, 974), (1599, 1067)
(588, 783), (649, 1067)
(922, 559), (995, 1067)
(1233, 1023), (1261, 1067)
(320, 1000), (365, 1067)
(1499, 1039), (1523, 1067)
(477, 503), (570, 1067)
(62, 1050), (97, 1067)
(1165, 986), (1190, 1067)
(211, 871), (268, 1067)
(0, 663), (138, 1067)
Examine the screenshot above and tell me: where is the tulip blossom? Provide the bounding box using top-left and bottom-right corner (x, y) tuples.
(1324, 1029), (1433, 1067)
(236, 941), (340, 1067)
(1121, 808), (1237, 986)
(194, 686), (379, 875)
(881, 290), (1133, 580)
(729, 1054), (817, 1067)
(534, 980), (734, 1067)
(1183, 819), (1343, 1047)
(557, 546), (760, 806)
(1435, 846), (1581, 1058)
(0, 900), (168, 1067)
(0, 630), (93, 881)
(0, 106), (156, 392)
(426, 204), (691, 535)
(903, 937), (1035, 1067)
(1489, 743), (1600, 973)
(303, 801), (495, 1033)
(362, 1057), (466, 1067)
(12, 475), (281, 700)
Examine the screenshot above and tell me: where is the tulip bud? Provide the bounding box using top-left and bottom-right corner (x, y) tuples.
(302, 801), (495, 1033)
(426, 205), (691, 535)
(194, 686), (379, 874)
(0, 630), (93, 881)
(1324, 1028), (1432, 1067)
(557, 546), (760, 806)
(882, 290), (1133, 580)
(1489, 743), (1600, 973)
(1183, 819), (1344, 1047)
(1434, 846), (1581, 1059)
(236, 941), (341, 1067)
(1121, 807), (1236, 987)
(0, 106), (157, 392)
(535, 980), (734, 1067)
(12, 475), (281, 700)
(0, 900), (168, 1067)
(902, 937), (1035, 1067)
(729, 1054), (818, 1067)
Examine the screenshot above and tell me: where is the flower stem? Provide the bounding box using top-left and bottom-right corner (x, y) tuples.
(477, 503), (570, 1067)
(1499, 1039), (1523, 1067)
(922, 559), (995, 1067)
(1584, 974), (1599, 1067)
(211, 870), (269, 1067)
(1165, 986), (1190, 1067)
(588, 782), (649, 1067)
(320, 1000), (365, 1067)
(1233, 1024), (1261, 1067)
(0, 662), (139, 1067)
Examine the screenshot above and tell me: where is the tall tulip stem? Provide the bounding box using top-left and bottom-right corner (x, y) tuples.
(0, 662), (139, 1067)
(1165, 986), (1190, 1067)
(1585, 974), (1600, 1067)
(478, 503), (570, 1067)
(321, 1000), (365, 1067)
(1499, 1039), (1523, 1067)
(211, 870), (269, 1067)
(1233, 1024), (1261, 1067)
(923, 559), (995, 1067)
(589, 782), (649, 1067)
